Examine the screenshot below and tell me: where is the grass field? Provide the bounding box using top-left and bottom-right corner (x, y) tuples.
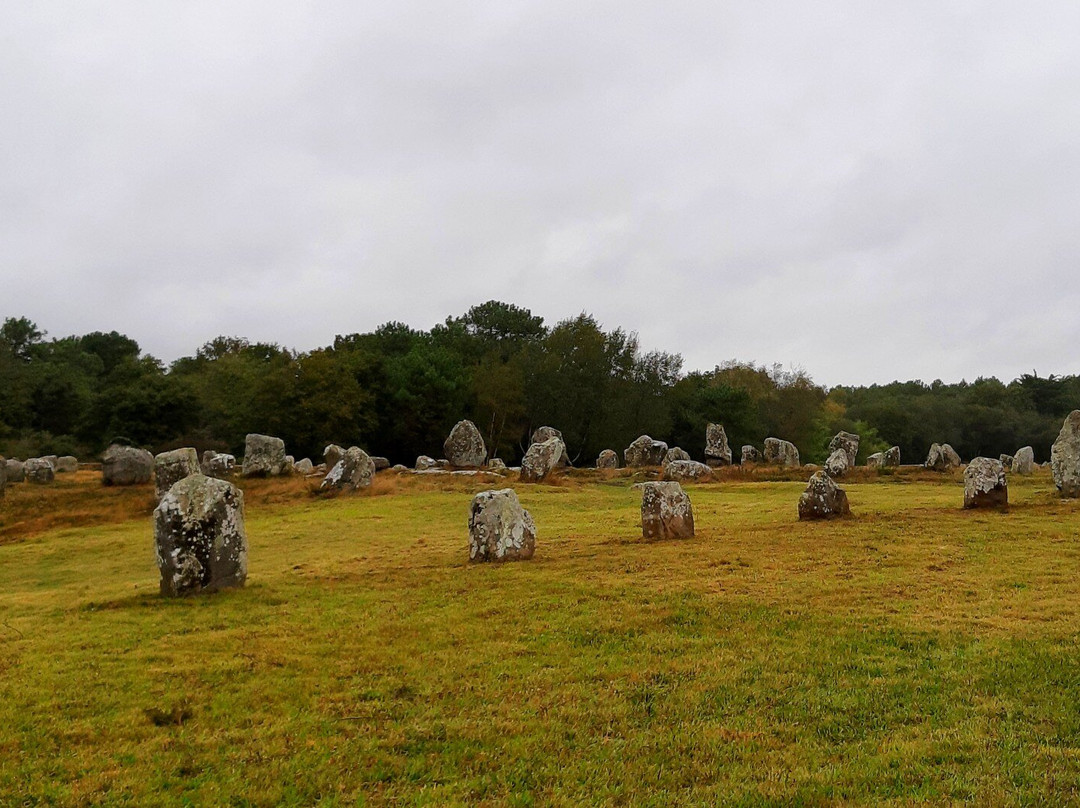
(3, 467), (1080, 806)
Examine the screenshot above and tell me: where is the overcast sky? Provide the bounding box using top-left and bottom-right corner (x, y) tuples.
(3, 2), (1079, 386)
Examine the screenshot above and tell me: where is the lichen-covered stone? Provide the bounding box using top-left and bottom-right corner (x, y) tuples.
(883, 446), (901, 467)
(321, 446), (376, 491)
(41, 455), (58, 469)
(25, 458), (55, 485)
(201, 450), (236, 479)
(704, 423), (732, 466)
(866, 452), (885, 469)
(763, 438), (800, 467)
(828, 431), (860, 467)
(371, 456), (390, 471)
(242, 434), (289, 477)
(323, 444), (344, 471)
(964, 457), (1008, 509)
(624, 435), (668, 467)
(798, 471), (851, 520)
(1000, 454), (1014, 470)
(530, 426), (569, 467)
(468, 488), (536, 562)
(741, 445), (760, 464)
(154, 474), (247, 596)
(5, 458), (24, 483)
(102, 444), (153, 486)
(294, 458), (314, 474)
(415, 455), (438, 471)
(1012, 446), (1034, 475)
(662, 460), (713, 482)
(1052, 411), (1080, 497)
(521, 437), (566, 482)
(487, 457), (508, 473)
(925, 443), (961, 471)
(663, 447), (691, 466)
(154, 448), (200, 500)
(597, 449), (619, 469)
(444, 420), (486, 468)
(55, 456), (78, 473)
(640, 481), (695, 540)
(824, 448), (849, 477)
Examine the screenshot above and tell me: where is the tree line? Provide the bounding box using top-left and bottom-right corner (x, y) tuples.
(0, 302), (1076, 466)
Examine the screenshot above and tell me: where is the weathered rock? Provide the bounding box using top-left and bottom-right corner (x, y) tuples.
(1012, 446), (1034, 475)
(468, 488), (536, 562)
(964, 457), (1008, 509)
(530, 426), (570, 467)
(828, 431), (860, 467)
(201, 450), (236, 479)
(444, 420), (486, 468)
(294, 458), (314, 474)
(741, 445), (760, 464)
(704, 423), (732, 466)
(798, 471), (851, 519)
(371, 456), (390, 471)
(242, 434), (289, 477)
(866, 452), (884, 469)
(284, 455), (295, 468)
(415, 455), (438, 471)
(323, 444), (344, 471)
(640, 481), (695, 540)
(391, 464), (408, 473)
(520, 437), (567, 482)
(883, 446), (901, 467)
(763, 438), (800, 467)
(321, 446), (376, 491)
(154, 474), (247, 596)
(1051, 411), (1080, 497)
(55, 456), (78, 473)
(102, 444), (153, 486)
(5, 459), (25, 483)
(925, 443), (961, 471)
(624, 435), (668, 467)
(662, 460), (713, 482)
(25, 458), (55, 485)
(824, 448), (850, 478)
(999, 454), (1014, 471)
(596, 449), (620, 469)
(154, 448), (200, 500)
(868, 447), (901, 468)
(487, 457), (508, 473)
(663, 447), (691, 466)
(42, 455), (58, 469)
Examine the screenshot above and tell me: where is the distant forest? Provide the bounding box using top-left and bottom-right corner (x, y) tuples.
(0, 302), (1076, 466)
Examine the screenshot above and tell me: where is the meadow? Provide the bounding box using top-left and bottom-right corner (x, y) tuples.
(2, 467), (1080, 806)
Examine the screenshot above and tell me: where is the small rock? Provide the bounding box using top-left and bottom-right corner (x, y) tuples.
(625, 435), (668, 467)
(798, 471), (851, 520)
(530, 426), (570, 467)
(242, 434), (289, 477)
(964, 457), (1008, 509)
(444, 420), (487, 468)
(415, 455), (438, 471)
(866, 452), (885, 469)
(294, 458), (314, 474)
(323, 444), (344, 471)
(321, 447), (376, 491)
(640, 481), (695, 540)
(1012, 446), (1034, 475)
(5, 459), (25, 483)
(55, 456), (78, 473)
(925, 443), (961, 471)
(663, 447), (691, 465)
(41, 455), (58, 469)
(102, 444), (153, 486)
(154, 448), (200, 500)
(521, 437), (567, 482)
(741, 445), (760, 464)
(468, 488), (536, 562)
(999, 454), (1014, 471)
(828, 431), (860, 467)
(371, 456), (390, 471)
(487, 457), (508, 473)
(596, 449), (619, 469)
(662, 460), (713, 482)
(705, 423), (732, 466)
(201, 451), (236, 479)
(763, 438), (800, 467)
(883, 446), (901, 466)
(824, 448), (849, 478)
(25, 458), (55, 485)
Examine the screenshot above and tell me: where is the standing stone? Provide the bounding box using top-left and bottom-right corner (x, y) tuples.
(596, 449), (619, 469)
(321, 446), (376, 491)
(964, 457), (1008, 509)
(705, 423), (732, 466)
(883, 446), (901, 467)
(824, 448), (850, 478)
(925, 443), (961, 471)
(5, 459), (24, 483)
(294, 458), (314, 474)
(1012, 446), (1035, 475)
(798, 471), (851, 520)
(154, 474), (247, 596)
(55, 456), (78, 473)
(624, 435), (668, 467)
(530, 426), (570, 467)
(468, 488), (536, 562)
(444, 420), (486, 468)
(415, 455), (438, 471)
(201, 451), (236, 479)
(741, 445), (760, 464)
(323, 444), (344, 471)
(640, 481), (695, 540)
(102, 444), (153, 486)
(1051, 411), (1080, 497)
(25, 458), (55, 485)
(763, 438), (800, 467)
(154, 448), (200, 500)
(999, 454), (1014, 471)
(487, 457), (508, 473)
(828, 431), (860, 467)
(663, 447), (691, 466)
(520, 437), (567, 483)
(662, 460), (713, 482)
(242, 434), (289, 477)
(866, 452), (885, 469)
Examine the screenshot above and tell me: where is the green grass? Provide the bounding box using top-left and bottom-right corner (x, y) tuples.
(3, 469), (1080, 805)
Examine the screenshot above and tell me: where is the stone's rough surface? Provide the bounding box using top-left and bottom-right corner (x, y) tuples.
(624, 435), (668, 467)
(663, 447), (691, 466)
(530, 426), (570, 466)
(964, 457), (1008, 509)
(154, 448), (200, 500)
(321, 447), (376, 491)
(415, 455), (437, 471)
(371, 456), (390, 471)
(1012, 446), (1035, 475)
(102, 444), (153, 486)
(798, 471), (851, 519)
(763, 438), (800, 467)
(640, 481), (695, 540)
(5, 459), (25, 483)
(201, 451), (236, 479)
(704, 423), (732, 466)
(866, 452), (885, 469)
(25, 458), (55, 485)
(925, 443), (961, 471)
(323, 444), (344, 471)
(662, 460), (713, 482)
(468, 488), (536, 562)
(487, 457), (508, 473)
(1000, 454), (1014, 470)
(741, 445), (760, 464)
(868, 447), (901, 469)
(883, 446), (901, 467)
(294, 458), (314, 474)
(391, 464), (408, 472)
(596, 449), (620, 469)
(1051, 411), (1080, 496)
(521, 437), (567, 482)
(42, 455), (58, 469)
(444, 420), (487, 468)
(55, 456), (78, 473)
(154, 474), (247, 596)
(824, 448), (850, 478)
(828, 431), (860, 467)
(242, 434), (289, 477)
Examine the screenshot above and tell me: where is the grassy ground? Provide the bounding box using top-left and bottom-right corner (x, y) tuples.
(2, 467), (1080, 806)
